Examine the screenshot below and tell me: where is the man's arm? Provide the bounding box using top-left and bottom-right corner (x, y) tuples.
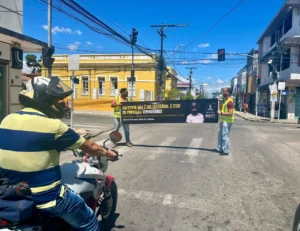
(79, 140), (116, 159)
(55, 122), (117, 159)
(111, 98), (122, 108)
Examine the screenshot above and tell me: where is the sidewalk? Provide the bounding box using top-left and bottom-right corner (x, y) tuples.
(235, 112), (298, 124)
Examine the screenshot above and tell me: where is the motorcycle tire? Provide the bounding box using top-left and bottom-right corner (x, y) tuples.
(293, 204), (300, 231)
(101, 181), (118, 228)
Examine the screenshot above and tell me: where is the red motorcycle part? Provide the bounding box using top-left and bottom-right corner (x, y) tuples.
(105, 175), (115, 189)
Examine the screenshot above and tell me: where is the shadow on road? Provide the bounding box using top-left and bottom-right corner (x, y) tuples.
(99, 213), (125, 231)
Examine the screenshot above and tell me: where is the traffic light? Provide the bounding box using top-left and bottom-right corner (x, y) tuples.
(131, 28), (138, 45)
(218, 49), (225, 62)
(42, 47), (55, 68)
(257, 75), (261, 85)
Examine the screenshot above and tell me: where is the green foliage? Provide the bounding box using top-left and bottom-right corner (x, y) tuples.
(25, 54), (41, 73)
(183, 92), (194, 100)
(165, 89), (180, 100)
(196, 94), (206, 99)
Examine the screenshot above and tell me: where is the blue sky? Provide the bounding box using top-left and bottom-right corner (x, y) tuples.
(24, 0), (286, 94)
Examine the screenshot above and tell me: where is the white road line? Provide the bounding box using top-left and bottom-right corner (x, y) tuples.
(162, 194), (173, 206)
(284, 128), (300, 131)
(145, 137), (177, 160)
(180, 138), (203, 164)
(118, 188), (213, 213)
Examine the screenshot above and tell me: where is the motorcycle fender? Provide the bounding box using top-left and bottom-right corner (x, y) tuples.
(105, 175), (115, 189)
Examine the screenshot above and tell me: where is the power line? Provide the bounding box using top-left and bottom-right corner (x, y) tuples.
(178, 0), (246, 51)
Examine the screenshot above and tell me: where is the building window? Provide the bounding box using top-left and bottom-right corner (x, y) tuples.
(284, 12), (292, 34)
(98, 77), (105, 95)
(82, 76), (89, 95)
(281, 48), (291, 71)
(110, 77), (118, 95)
(127, 77), (136, 97)
(271, 32), (276, 47)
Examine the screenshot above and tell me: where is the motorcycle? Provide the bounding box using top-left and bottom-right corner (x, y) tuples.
(0, 131), (122, 231)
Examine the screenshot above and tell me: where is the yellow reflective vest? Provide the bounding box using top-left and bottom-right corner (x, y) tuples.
(114, 96), (129, 118)
(220, 97), (235, 123)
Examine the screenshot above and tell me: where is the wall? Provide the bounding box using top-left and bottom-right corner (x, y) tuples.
(0, 0), (23, 34)
(262, 37), (271, 56)
(50, 68), (158, 101)
(292, 8), (300, 36)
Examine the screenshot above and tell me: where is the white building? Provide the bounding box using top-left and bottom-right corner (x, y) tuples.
(0, 0), (48, 121)
(177, 77), (196, 98)
(257, 0), (300, 119)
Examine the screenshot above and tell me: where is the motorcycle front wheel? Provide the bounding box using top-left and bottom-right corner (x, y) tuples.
(101, 181), (118, 227)
(293, 204), (300, 231)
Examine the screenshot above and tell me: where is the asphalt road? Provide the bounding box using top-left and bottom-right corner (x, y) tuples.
(61, 115), (300, 231)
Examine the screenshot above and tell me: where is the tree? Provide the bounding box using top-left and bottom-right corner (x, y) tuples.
(183, 92), (194, 100)
(196, 94), (206, 99)
(165, 89), (180, 100)
(25, 54), (41, 73)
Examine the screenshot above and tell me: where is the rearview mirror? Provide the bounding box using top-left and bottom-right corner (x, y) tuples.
(109, 131), (122, 143)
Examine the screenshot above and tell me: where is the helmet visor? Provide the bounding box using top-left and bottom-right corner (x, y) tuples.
(46, 77), (73, 98)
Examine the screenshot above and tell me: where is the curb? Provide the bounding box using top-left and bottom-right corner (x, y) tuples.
(236, 114), (297, 124)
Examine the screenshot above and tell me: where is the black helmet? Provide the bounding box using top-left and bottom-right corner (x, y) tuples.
(19, 76), (73, 118)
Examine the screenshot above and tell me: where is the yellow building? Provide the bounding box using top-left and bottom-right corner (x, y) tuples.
(45, 53), (168, 102)
(165, 66), (178, 91)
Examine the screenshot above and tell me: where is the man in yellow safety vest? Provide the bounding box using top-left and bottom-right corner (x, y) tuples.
(111, 88), (133, 148)
(216, 88), (235, 155)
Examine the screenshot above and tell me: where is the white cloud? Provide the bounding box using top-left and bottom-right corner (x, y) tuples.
(198, 43), (210, 48)
(199, 60), (212, 64)
(207, 54), (218, 59)
(214, 79), (225, 84)
(42, 25), (82, 35)
(75, 30), (82, 35)
(96, 45), (103, 49)
(67, 41), (80, 51)
(86, 41), (93, 45)
(204, 82), (231, 98)
(208, 76), (212, 80)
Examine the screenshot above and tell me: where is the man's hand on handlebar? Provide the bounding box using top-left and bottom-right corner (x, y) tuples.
(80, 140), (120, 161)
(105, 149), (119, 161)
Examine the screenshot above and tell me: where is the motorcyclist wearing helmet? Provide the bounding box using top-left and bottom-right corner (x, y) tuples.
(0, 76), (117, 231)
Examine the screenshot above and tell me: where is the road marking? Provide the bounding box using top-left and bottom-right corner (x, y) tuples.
(118, 188), (213, 213)
(145, 137), (177, 160)
(162, 194), (173, 205)
(180, 138), (203, 164)
(284, 128), (300, 131)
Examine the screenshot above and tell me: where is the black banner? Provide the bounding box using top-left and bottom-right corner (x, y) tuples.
(121, 99), (218, 124)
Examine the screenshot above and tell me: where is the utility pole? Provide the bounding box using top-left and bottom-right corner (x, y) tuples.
(186, 67), (197, 95)
(130, 28), (138, 101)
(47, 0), (52, 78)
(269, 49), (280, 121)
(200, 82), (204, 96)
(150, 23), (188, 100)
